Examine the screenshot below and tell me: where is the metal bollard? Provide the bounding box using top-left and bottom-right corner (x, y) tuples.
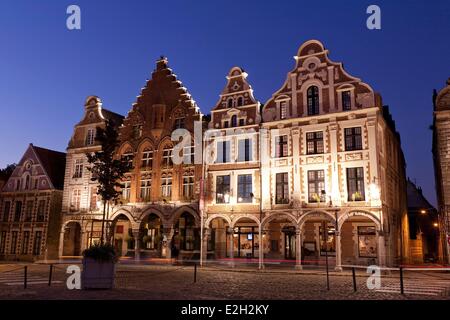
(194, 262), (197, 283)
(48, 264), (53, 287)
(24, 266), (28, 289)
(352, 267), (357, 292)
(400, 267), (404, 294)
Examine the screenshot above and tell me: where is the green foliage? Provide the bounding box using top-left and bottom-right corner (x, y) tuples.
(86, 120), (132, 206)
(0, 164), (17, 180)
(83, 243), (118, 263)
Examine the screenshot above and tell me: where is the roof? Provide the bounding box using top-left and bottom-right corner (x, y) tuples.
(102, 108), (124, 125)
(32, 145), (66, 190)
(407, 179), (435, 210)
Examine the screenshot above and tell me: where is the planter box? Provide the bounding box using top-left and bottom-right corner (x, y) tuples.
(81, 257), (116, 290)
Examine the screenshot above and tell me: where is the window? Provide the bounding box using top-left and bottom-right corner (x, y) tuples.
(37, 200), (46, 222)
(306, 132), (324, 154)
(231, 115), (237, 127)
(224, 121), (229, 128)
(183, 146), (195, 165)
(347, 167), (365, 201)
(216, 175), (230, 204)
(141, 149), (153, 168)
(14, 201), (22, 222)
(0, 232), (6, 254)
(174, 118), (185, 130)
(122, 150), (134, 169)
(319, 224), (336, 256)
(122, 181), (131, 201)
(71, 189), (81, 211)
(275, 173), (289, 204)
(33, 231), (42, 256)
(275, 135), (288, 158)
(24, 175), (30, 190)
(308, 170), (325, 203)
(238, 139), (252, 162)
(280, 102), (288, 119)
(358, 226), (377, 257)
(73, 159), (83, 179)
(344, 127), (362, 151)
(89, 187), (98, 211)
(16, 179), (21, 191)
(239, 118), (245, 126)
(22, 231), (30, 254)
(227, 98), (233, 108)
(10, 231), (18, 254)
(161, 148), (173, 168)
(25, 201), (33, 222)
(237, 174), (252, 203)
(307, 86), (319, 115)
(133, 125), (143, 139)
(342, 91), (352, 111)
(161, 177), (172, 198)
(140, 179), (151, 201)
(216, 141), (231, 163)
(237, 97), (243, 106)
(2, 201), (10, 222)
(183, 176), (194, 199)
(85, 128), (95, 146)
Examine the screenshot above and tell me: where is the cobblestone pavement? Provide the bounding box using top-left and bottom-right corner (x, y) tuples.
(0, 263), (449, 300)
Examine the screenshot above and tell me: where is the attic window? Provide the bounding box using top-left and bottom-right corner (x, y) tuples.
(237, 97), (243, 107)
(227, 98), (233, 108)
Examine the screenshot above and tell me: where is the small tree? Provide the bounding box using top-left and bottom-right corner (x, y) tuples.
(86, 120), (131, 245)
(0, 163), (17, 181)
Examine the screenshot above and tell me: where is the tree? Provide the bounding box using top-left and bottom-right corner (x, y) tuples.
(86, 120), (131, 245)
(0, 164), (17, 181)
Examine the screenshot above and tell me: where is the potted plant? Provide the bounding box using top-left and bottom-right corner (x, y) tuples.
(81, 243), (118, 290)
(351, 191), (363, 202)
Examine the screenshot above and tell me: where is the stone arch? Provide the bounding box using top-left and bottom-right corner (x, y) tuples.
(110, 209), (139, 229)
(157, 136), (174, 151)
(298, 210), (335, 229)
(261, 212), (298, 230)
(338, 209), (381, 231)
(231, 214), (261, 228)
(61, 221), (82, 256)
(171, 206), (200, 227)
(118, 142), (134, 155)
(138, 208), (167, 227)
(205, 214), (232, 228)
(137, 138), (155, 153)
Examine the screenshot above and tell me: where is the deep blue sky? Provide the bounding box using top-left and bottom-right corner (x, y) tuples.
(0, 0), (449, 205)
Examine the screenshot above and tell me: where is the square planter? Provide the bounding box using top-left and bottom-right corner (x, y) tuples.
(81, 257), (116, 290)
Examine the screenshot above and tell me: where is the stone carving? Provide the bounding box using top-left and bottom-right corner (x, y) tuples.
(345, 153), (363, 161)
(306, 156), (324, 164)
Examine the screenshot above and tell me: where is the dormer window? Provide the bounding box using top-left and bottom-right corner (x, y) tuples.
(280, 102), (288, 120)
(224, 121), (229, 128)
(239, 118), (245, 126)
(307, 86), (319, 115)
(231, 115), (237, 127)
(237, 97), (243, 107)
(342, 91), (352, 111)
(85, 128), (95, 146)
(227, 98), (233, 108)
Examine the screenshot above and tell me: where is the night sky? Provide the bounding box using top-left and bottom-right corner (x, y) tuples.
(0, 0), (449, 205)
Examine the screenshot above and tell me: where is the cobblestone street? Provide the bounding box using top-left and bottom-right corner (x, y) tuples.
(0, 263), (449, 300)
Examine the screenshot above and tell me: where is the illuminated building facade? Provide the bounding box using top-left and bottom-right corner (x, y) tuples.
(0, 144), (65, 261)
(202, 40), (408, 268)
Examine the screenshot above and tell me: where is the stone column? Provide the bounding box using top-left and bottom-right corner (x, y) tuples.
(292, 128), (301, 207)
(162, 227), (174, 259)
(258, 226), (264, 269)
(201, 228), (210, 265)
(228, 227), (235, 267)
(295, 229), (303, 270)
(80, 231), (87, 252)
(329, 121), (341, 206)
(58, 231), (65, 258)
(377, 232), (386, 267)
(335, 231), (343, 271)
(133, 230), (141, 261)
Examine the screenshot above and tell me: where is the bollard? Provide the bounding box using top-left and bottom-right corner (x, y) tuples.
(194, 262), (197, 283)
(352, 267), (357, 292)
(24, 266), (28, 289)
(48, 264), (53, 287)
(400, 267), (404, 294)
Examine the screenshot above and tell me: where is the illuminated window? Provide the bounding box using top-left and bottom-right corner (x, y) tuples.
(280, 102), (288, 119)
(216, 175), (230, 204)
(161, 177), (172, 198)
(306, 132), (324, 154)
(141, 149), (153, 168)
(237, 174), (252, 203)
(275, 173), (289, 204)
(347, 167), (365, 201)
(70, 189), (81, 211)
(122, 181), (131, 201)
(161, 147), (173, 169)
(308, 170), (325, 203)
(275, 135), (288, 158)
(183, 176), (194, 199)
(140, 179), (151, 201)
